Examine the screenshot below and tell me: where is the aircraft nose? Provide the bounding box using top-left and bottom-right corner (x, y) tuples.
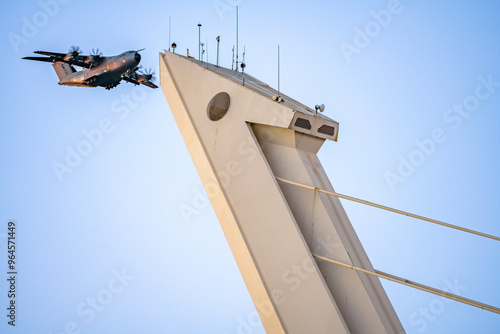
(134, 52), (141, 63)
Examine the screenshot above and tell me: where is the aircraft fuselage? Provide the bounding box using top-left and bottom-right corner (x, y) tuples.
(23, 48), (157, 89)
(59, 50), (141, 88)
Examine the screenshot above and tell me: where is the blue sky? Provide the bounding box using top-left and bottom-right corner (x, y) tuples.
(1, 0), (499, 333)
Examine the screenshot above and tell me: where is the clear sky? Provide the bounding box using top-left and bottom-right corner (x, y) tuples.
(1, 0), (499, 333)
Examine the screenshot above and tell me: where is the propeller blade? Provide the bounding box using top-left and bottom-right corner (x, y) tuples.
(69, 45), (82, 54)
(139, 67), (155, 81)
(91, 48), (102, 56)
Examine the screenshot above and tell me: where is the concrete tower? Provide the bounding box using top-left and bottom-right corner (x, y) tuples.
(160, 50), (405, 333)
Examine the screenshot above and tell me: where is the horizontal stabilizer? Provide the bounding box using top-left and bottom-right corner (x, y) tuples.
(22, 56), (53, 63)
(34, 50), (66, 57)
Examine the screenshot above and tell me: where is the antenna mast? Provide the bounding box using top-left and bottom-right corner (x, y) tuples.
(198, 23), (202, 60)
(236, 6), (239, 71)
(278, 45), (280, 97)
(241, 46), (246, 73)
(232, 45), (235, 70)
(216, 36), (220, 67)
(169, 16), (172, 51)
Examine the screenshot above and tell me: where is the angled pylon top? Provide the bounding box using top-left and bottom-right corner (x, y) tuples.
(160, 50), (404, 334)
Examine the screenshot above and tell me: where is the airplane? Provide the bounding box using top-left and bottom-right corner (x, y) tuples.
(22, 46), (158, 90)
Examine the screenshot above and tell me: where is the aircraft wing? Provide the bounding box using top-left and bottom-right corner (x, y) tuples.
(140, 80), (158, 89)
(122, 76), (140, 85)
(122, 75), (158, 89)
(68, 56), (93, 68)
(22, 56), (55, 63)
(23, 50), (93, 69)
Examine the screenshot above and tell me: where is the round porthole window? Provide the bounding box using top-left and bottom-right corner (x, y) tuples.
(207, 92), (230, 121)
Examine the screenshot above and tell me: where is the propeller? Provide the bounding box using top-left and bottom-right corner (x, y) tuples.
(69, 45), (82, 57)
(139, 67), (155, 82)
(64, 45), (82, 63)
(90, 48), (102, 57)
(84, 48), (103, 66)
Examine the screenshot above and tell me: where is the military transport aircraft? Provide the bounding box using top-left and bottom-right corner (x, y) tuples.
(23, 46), (158, 90)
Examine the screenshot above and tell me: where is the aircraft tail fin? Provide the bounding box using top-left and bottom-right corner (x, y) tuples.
(52, 61), (74, 81)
